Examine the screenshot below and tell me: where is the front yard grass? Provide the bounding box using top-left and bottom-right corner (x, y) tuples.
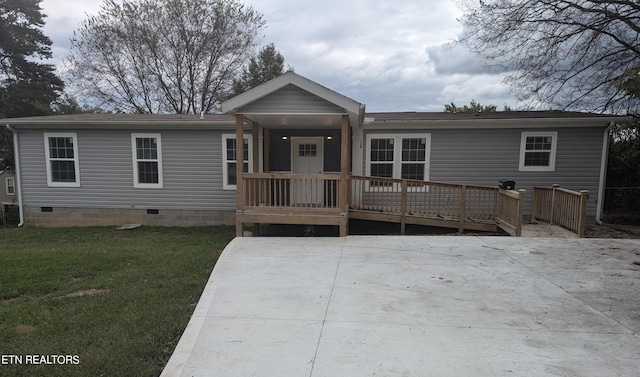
(0, 226), (235, 377)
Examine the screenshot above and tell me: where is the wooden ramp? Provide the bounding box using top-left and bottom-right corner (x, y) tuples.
(521, 223), (579, 238)
(349, 176), (525, 236)
(349, 209), (497, 234)
(236, 174), (527, 237)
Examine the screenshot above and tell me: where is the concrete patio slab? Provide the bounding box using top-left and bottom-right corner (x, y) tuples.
(161, 236), (640, 377)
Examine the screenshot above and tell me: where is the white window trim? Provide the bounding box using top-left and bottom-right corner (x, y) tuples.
(519, 131), (558, 172)
(222, 134), (253, 190)
(44, 132), (80, 187)
(6, 177), (15, 195)
(131, 133), (164, 189)
(365, 133), (431, 191)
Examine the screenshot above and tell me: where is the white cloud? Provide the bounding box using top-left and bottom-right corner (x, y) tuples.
(427, 44), (487, 75)
(437, 74), (528, 110)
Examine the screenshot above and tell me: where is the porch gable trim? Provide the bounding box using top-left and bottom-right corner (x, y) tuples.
(221, 72), (363, 116)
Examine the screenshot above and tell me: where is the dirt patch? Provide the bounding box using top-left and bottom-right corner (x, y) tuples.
(1, 296), (31, 306)
(63, 289), (110, 298)
(585, 224), (640, 239)
(10, 325), (37, 335)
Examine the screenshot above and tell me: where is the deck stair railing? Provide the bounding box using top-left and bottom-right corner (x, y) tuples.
(532, 184), (589, 237)
(496, 189), (527, 236)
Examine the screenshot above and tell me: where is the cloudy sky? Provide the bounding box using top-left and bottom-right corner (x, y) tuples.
(40, 0), (519, 112)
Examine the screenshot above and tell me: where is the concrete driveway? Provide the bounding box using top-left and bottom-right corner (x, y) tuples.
(161, 236), (640, 377)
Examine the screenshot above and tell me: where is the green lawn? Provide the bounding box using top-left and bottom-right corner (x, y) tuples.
(0, 226), (235, 377)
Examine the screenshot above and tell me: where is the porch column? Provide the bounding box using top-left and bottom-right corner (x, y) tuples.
(351, 126), (364, 176)
(340, 115), (351, 207)
(263, 128), (270, 173)
(252, 122), (260, 172)
(339, 115), (350, 237)
(235, 114), (245, 237)
(251, 122), (261, 236)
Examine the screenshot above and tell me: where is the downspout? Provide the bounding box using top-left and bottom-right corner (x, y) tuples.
(5, 124), (24, 227)
(596, 122), (615, 224)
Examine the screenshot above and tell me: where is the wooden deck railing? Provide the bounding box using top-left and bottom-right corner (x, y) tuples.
(532, 184), (589, 237)
(496, 189), (526, 236)
(241, 173), (344, 213)
(239, 174), (526, 236)
(350, 176), (524, 234)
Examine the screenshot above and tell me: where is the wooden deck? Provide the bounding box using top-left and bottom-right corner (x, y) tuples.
(235, 174), (526, 237)
(236, 173), (349, 236)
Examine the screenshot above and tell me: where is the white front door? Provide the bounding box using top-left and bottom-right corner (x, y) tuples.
(291, 137), (324, 205)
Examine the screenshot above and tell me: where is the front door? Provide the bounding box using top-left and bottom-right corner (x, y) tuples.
(291, 137), (324, 205)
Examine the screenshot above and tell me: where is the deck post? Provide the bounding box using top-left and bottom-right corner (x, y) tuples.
(458, 185), (466, 233)
(531, 187), (538, 223)
(578, 190), (589, 238)
(400, 179), (407, 235)
(550, 183), (560, 225)
(516, 189), (526, 237)
(235, 114), (245, 237)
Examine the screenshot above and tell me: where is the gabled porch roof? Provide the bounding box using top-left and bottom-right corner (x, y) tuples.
(221, 72), (365, 129)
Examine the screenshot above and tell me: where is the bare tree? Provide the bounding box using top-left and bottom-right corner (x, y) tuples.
(66, 0), (265, 114)
(459, 0), (640, 114)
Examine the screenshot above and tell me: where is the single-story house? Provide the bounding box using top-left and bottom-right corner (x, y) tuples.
(4, 72), (628, 234)
(0, 167), (18, 227)
(0, 167), (16, 207)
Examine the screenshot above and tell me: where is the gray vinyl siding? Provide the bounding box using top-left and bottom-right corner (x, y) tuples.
(17, 129), (236, 211)
(363, 127), (605, 218)
(239, 84), (345, 114)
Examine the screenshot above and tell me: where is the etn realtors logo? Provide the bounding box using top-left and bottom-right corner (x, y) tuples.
(2, 354), (80, 365)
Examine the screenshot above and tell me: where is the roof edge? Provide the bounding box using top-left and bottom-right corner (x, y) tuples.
(363, 116), (621, 130)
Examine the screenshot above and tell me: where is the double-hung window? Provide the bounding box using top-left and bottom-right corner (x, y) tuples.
(222, 134), (253, 190)
(366, 133), (430, 182)
(132, 133), (163, 188)
(401, 138), (428, 180)
(44, 132), (80, 187)
(6, 177), (15, 195)
(519, 131), (557, 171)
(369, 138), (395, 179)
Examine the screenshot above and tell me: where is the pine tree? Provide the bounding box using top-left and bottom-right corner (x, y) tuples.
(0, 0), (64, 169)
(0, 0), (63, 118)
(232, 43), (289, 96)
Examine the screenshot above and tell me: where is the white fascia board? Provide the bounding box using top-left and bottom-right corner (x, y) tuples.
(5, 120), (239, 131)
(363, 117), (626, 130)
